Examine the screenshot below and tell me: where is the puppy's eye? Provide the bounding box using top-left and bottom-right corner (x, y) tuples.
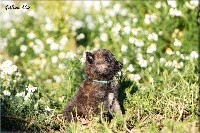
(105, 57), (110, 62)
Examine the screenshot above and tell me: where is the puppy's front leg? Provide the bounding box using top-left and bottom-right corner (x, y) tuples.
(108, 93), (122, 115)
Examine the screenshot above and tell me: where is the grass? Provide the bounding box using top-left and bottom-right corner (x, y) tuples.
(66, 61), (197, 133)
(0, 57), (198, 133)
(24, 60), (198, 132)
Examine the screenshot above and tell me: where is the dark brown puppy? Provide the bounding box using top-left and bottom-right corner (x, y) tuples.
(64, 49), (123, 122)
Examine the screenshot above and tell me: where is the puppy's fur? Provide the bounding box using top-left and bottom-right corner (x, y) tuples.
(64, 49), (123, 121)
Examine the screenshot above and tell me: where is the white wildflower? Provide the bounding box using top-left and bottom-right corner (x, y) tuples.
(87, 21), (95, 29)
(16, 91), (25, 97)
(51, 56), (58, 64)
(60, 36), (68, 45)
(173, 68), (178, 72)
(50, 43), (59, 51)
(85, 15), (93, 23)
(144, 14), (151, 25)
(27, 32), (36, 39)
(98, 16), (104, 23)
(147, 43), (157, 53)
(45, 106), (53, 112)
(169, 8), (182, 17)
(131, 28), (138, 36)
(185, 55), (190, 60)
(173, 60), (180, 66)
(124, 20), (129, 26)
(76, 33), (85, 40)
(144, 14), (157, 25)
(13, 55), (19, 62)
(66, 51), (76, 59)
(24, 93), (31, 101)
(10, 29), (16, 37)
(148, 32), (158, 41)
(151, 14), (157, 22)
(166, 48), (174, 55)
(124, 26), (131, 34)
(173, 38), (182, 46)
(176, 51), (181, 56)
(26, 84), (37, 93)
(100, 33), (108, 42)
(172, 61), (184, 69)
(20, 45), (27, 52)
(180, 54), (185, 59)
(129, 37), (135, 44)
(190, 51), (198, 59)
(53, 75), (62, 83)
(58, 63), (66, 69)
(33, 43), (44, 54)
(107, 20), (113, 27)
(3, 90), (11, 96)
(40, 59), (47, 69)
(0, 60), (17, 75)
(112, 23), (121, 34)
(128, 74), (141, 82)
(20, 52), (25, 57)
(167, 0), (177, 8)
(80, 57), (86, 64)
(58, 52), (66, 59)
(123, 58), (128, 65)
(121, 44), (128, 52)
(127, 64), (134, 72)
(149, 56), (154, 62)
(133, 18), (138, 23)
(73, 20), (84, 30)
(120, 8), (128, 16)
(158, 31), (163, 35)
(113, 3), (121, 13)
(165, 60), (173, 67)
(58, 96), (65, 102)
(0, 72), (6, 79)
(45, 23), (53, 31)
(108, 9), (115, 17)
(149, 77), (154, 83)
(155, 1), (162, 9)
(160, 58), (166, 63)
(136, 53), (143, 61)
(35, 71), (40, 76)
(184, 2), (196, 10)
(46, 38), (54, 44)
(134, 39), (144, 47)
(138, 59), (148, 68)
(190, 0), (199, 7)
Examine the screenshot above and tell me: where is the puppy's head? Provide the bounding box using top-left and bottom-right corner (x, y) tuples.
(85, 49), (123, 80)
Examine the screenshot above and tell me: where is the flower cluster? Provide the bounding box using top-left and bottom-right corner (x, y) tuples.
(0, 60), (21, 87)
(0, 60), (38, 101)
(69, 1), (197, 82)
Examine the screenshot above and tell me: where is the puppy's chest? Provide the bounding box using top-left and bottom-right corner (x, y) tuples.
(88, 83), (111, 99)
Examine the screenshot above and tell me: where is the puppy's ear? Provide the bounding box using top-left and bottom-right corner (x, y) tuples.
(86, 52), (94, 64)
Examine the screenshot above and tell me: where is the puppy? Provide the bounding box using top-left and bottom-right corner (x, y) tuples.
(64, 49), (123, 122)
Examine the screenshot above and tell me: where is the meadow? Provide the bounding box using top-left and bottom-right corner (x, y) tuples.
(0, 1), (199, 132)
